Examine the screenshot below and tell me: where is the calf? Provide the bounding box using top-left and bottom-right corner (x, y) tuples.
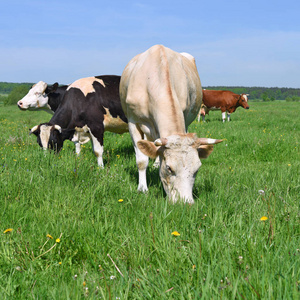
(197, 90), (249, 122)
(120, 45), (222, 204)
(30, 75), (128, 167)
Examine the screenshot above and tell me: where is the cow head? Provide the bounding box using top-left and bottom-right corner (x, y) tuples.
(137, 134), (222, 204)
(29, 123), (75, 153)
(238, 94), (250, 109)
(17, 81), (59, 111)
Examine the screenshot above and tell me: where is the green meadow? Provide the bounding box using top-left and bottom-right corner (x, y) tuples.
(0, 101), (299, 299)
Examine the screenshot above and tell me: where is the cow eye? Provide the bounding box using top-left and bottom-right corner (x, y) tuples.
(166, 165), (174, 174)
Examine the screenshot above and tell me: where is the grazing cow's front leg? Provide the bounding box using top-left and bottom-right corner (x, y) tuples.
(129, 122), (148, 192)
(88, 130), (104, 168)
(227, 113), (231, 122)
(222, 111), (226, 122)
(74, 142), (81, 155)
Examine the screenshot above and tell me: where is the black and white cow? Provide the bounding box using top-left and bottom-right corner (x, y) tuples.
(17, 81), (68, 114)
(30, 75), (128, 167)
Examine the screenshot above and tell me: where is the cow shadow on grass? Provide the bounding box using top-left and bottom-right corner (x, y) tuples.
(194, 178), (214, 195)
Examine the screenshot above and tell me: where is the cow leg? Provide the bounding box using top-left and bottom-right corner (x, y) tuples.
(74, 142), (81, 155)
(129, 122), (148, 192)
(201, 114), (205, 122)
(88, 131), (104, 168)
(227, 113), (231, 122)
(222, 112), (226, 122)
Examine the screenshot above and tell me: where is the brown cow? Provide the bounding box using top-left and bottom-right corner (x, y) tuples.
(197, 90), (249, 122)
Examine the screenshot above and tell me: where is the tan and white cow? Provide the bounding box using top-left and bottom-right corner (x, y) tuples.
(120, 45), (222, 204)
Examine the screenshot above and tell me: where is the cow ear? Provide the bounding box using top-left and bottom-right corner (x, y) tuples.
(62, 129), (76, 141)
(52, 83), (59, 91)
(197, 145), (214, 159)
(137, 140), (160, 159)
(46, 82), (59, 94)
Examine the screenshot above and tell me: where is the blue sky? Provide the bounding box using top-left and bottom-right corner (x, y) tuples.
(1, 0), (299, 87)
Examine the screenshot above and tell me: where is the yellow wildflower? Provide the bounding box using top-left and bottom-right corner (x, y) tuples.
(118, 199), (124, 203)
(47, 234), (53, 239)
(171, 231), (180, 236)
(260, 216), (268, 221)
(56, 238), (61, 243)
(3, 228), (13, 234)
(116, 155), (120, 158)
(288, 164), (291, 166)
(59, 262), (62, 265)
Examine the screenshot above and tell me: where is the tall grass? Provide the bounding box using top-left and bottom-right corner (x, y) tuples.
(0, 102), (299, 299)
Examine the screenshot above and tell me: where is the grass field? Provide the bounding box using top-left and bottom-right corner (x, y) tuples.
(0, 101), (299, 299)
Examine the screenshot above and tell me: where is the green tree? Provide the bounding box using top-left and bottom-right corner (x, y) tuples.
(262, 92), (270, 102)
(4, 85), (30, 106)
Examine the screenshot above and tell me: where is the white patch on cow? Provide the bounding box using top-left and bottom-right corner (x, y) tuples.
(243, 94), (248, 102)
(39, 125), (52, 149)
(103, 107), (128, 133)
(17, 81), (50, 111)
(67, 77), (106, 97)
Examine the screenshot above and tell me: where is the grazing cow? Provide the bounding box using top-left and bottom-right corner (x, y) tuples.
(17, 81), (68, 114)
(197, 90), (249, 122)
(120, 45), (222, 204)
(30, 75), (128, 167)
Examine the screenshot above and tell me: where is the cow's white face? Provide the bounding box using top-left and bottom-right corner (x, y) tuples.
(159, 136), (202, 203)
(137, 134), (222, 204)
(17, 81), (49, 110)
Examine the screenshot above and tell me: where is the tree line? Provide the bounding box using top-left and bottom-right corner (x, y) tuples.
(0, 82), (300, 106)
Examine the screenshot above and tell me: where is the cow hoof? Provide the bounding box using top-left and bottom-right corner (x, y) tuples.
(138, 186), (148, 194)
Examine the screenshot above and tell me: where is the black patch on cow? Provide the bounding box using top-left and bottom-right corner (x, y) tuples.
(45, 84), (68, 112)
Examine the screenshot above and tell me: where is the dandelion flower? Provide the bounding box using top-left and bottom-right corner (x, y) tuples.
(56, 238), (61, 243)
(288, 164), (291, 166)
(3, 228), (13, 234)
(59, 262), (62, 265)
(47, 234), (53, 239)
(171, 231), (180, 236)
(117, 155), (120, 158)
(260, 216), (268, 221)
(118, 199), (124, 203)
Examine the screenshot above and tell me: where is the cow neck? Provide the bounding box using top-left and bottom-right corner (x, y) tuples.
(236, 95), (242, 107)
